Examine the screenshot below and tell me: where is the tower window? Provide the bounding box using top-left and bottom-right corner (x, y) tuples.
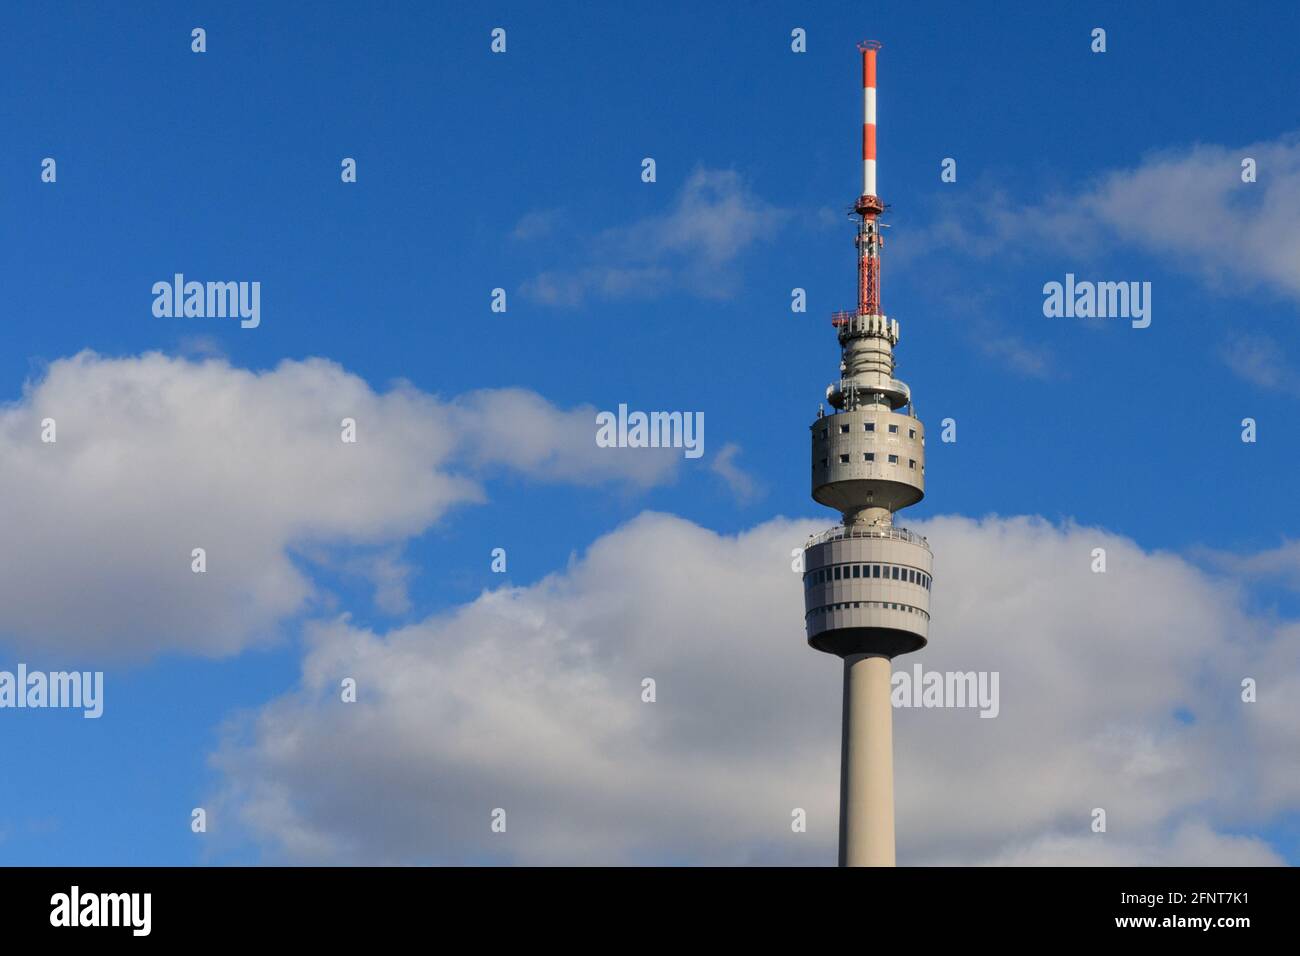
(840, 424), (850, 434)
(834, 566), (842, 580)
(908, 428), (916, 439)
(865, 423), (875, 432)
(864, 453), (875, 462)
(839, 454), (850, 464)
(852, 565), (861, 578)
(891, 567), (900, 580)
(909, 459), (916, 469)
(888, 454), (899, 464)
(888, 424), (899, 434)
(872, 565), (881, 578)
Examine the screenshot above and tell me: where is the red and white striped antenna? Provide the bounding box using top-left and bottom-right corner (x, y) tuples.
(854, 40), (885, 317)
(860, 39), (881, 199)
(831, 40), (888, 328)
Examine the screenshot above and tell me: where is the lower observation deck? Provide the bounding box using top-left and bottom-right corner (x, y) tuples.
(803, 523), (932, 658)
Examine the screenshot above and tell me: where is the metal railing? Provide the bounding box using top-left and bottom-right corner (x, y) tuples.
(804, 524), (930, 551)
(819, 403), (919, 421)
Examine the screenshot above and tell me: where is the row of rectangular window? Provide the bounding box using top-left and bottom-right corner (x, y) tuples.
(820, 455), (920, 468)
(823, 424), (918, 439)
(805, 564), (931, 590)
(807, 601), (930, 620)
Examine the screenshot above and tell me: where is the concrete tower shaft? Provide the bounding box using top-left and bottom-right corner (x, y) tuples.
(839, 654), (895, 866)
(803, 41), (933, 868)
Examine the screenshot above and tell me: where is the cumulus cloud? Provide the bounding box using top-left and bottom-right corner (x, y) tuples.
(0, 352), (683, 659)
(208, 512), (1298, 865)
(522, 168), (788, 306)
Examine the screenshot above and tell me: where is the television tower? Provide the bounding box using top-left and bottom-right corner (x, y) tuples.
(803, 41), (932, 867)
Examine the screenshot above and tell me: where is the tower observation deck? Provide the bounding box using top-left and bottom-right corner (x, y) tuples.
(802, 40), (932, 868)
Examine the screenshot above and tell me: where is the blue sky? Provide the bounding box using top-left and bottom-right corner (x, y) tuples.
(2, 1), (1298, 865)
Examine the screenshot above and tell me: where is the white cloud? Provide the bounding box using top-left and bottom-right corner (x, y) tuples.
(0, 352), (682, 659)
(970, 820), (1282, 866)
(709, 442), (762, 503)
(447, 387), (680, 488)
(510, 209), (562, 241)
(907, 133), (1300, 304)
(523, 168), (788, 306)
(1222, 333), (1300, 396)
(1198, 538), (1300, 592)
(975, 328), (1055, 380)
(897, 135), (1300, 382)
(209, 512), (1299, 865)
(1085, 136), (1300, 300)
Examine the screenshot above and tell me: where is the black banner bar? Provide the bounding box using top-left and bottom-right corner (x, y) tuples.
(0, 866), (1291, 942)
